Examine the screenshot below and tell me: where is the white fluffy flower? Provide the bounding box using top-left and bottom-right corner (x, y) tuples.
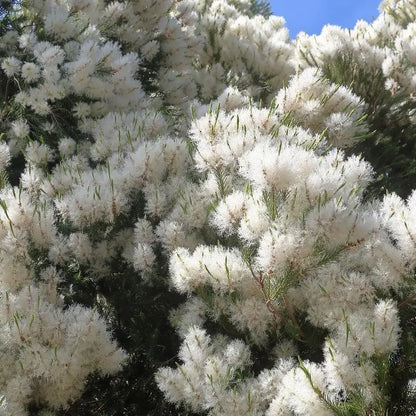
(1, 57), (21, 77)
(25, 142), (53, 167)
(21, 62), (40, 83)
(10, 119), (30, 139)
(58, 137), (76, 156)
(239, 142), (319, 191)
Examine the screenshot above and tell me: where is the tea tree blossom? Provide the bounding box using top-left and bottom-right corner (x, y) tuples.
(1, 56), (20, 76)
(0, 186), (126, 414)
(2, 0), (416, 414)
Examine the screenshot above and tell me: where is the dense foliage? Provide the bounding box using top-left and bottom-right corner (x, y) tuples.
(2, 0), (416, 415)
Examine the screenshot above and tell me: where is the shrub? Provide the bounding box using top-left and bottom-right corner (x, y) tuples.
(1, 0), (416, 415)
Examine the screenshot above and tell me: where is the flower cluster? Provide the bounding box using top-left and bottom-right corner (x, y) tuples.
(156, 95), (406, 415)
(0, 187), (125, 415)
(1, 0), (416, 415)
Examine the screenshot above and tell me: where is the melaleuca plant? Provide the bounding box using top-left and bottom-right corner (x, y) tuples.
(294, 3), (416, 199)
(0, 0), (293, 414)
(154, 3), (416, 416)
(2, 0), (416, 415)
(154, 84), (410, 416)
